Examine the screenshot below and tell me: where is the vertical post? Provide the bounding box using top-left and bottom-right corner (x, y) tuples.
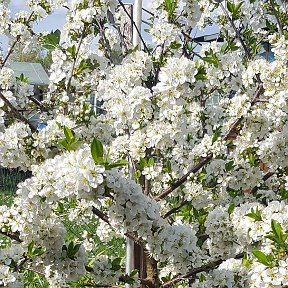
(132, 0), (142, 49)
(118, 4), (133, 48)
(126, 157), (135, 288)
(126, 2), (142, 287)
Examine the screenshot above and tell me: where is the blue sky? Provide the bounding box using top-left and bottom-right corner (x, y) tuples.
(1, 0), (151, 53)
(0, 1), (217, 54)
(0, 0), (67, 52)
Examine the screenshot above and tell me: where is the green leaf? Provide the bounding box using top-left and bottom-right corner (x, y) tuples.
(242, 254), (252, 268)
(199, 273), (206, 282)
(212, 127), (222, 143)
(106, 159), (128, 170)
(56, 202), (64, 214)
(139, 157), (147, 169)
(120, 269), (138, 284)
(67, 45), (77, 58)
(225, 160), (234, 172)
(91, 138), (104, 164)
(195, 65), (207, 80)
(163, 159), (172, 173)
(27, 241), (46, 258)
(133, 170), (142, 180)
(33, 247), (46, 257)
(41, 29), (61, 50)
(163, 0), (177, 21)
(111, 257), (122, 271)
(59, 139), (70, 151)
(66, 241), (81, 260)
(64, 126), (74, 144)
(228, 203), (235, 215)
(227, 1), (234, 13)
(170, 41), (182, 49)
(16, 73), (29, 83)
(227, 1), (243, 19)
(252, 250), (272, 266)
(280, 187), (288, 200)
(270, 219), (287, 246)
(27, 240), (35, 257)
(245, 207), (262, 221)
(148, 157), (154, 167)
(203, 56), (219, 66)
(70, 141), (81, 151)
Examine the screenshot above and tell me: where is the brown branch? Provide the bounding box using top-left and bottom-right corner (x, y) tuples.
(0, 90), (37, 132)
(163, 169), (274, 219)
(91, 206), (144, 246)
(28, 96), (49, 111)
(219, 2), (251, 60)
(163, 200), (189, 219)
(66, 26), (86, 98)
(155, 156), (212, 201)
(160, 253), (244, 288)
(155, 85), (264, 201)
(0, 231), (22, 242)
(251, 171), (274, 194)
(1, 12), (35, 68)
(269, 0), (284, 36)
(92, 206), (110, 224)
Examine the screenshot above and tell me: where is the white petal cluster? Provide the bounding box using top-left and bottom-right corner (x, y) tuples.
(107, 170), (204, 273)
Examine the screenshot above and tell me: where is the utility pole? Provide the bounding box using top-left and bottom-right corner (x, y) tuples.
(125, 1), (142, 287)
(132, 0), (142, 48)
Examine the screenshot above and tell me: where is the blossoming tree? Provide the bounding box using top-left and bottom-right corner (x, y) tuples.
(0, 0), (288, 287)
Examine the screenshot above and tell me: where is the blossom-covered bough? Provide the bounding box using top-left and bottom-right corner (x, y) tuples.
(0, 0), (288, 287)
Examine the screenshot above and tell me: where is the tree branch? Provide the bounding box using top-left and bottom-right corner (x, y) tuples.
(92, 206), (110, 224)
(155, 85), (264, 201)
(66, 26), (86, 98)
(1, 12), (35, 68)
(118, 0), (150, 54)
(0, 90), (37, 132)
(219, 2), (252, 60)
(0, 231), (22, 242)
(160, 253), (244, 288)
(269, 0), (284, 36)
(163, 169), (274, 219)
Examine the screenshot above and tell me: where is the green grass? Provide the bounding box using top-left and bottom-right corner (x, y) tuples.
(0, 168), (31, 205)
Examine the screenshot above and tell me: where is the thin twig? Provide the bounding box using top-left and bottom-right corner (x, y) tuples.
(0, 90), (37, 132)
(269, 0), (284, 36)
(92, 206), (110, 224)
(163, 200), (189, 219)
(91, 205), (144, 246)
(181, 31), (203, 46)
(219, 2), (251, 60)
(155, 85), (264, 201)
(142, 7), (154, 17)
(0, 231), (22, 242)
(163, 169), (274, 219)
(1, 41), (18, 68)
(251, 171), (274, 193)
(1, 12), (35, 68)
(28, 96), (49, 111)
(118, 0), (150, 54)
(66, 26), (86, 98)
(160, 253), (244, 287)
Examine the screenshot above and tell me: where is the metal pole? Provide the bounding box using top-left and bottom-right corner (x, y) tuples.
(132, 0), (142, 48)
(125, 157), (135, 288)
(126, 2), (142, 287)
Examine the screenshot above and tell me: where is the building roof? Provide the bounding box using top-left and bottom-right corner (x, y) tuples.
(9, 62), (49, 86)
